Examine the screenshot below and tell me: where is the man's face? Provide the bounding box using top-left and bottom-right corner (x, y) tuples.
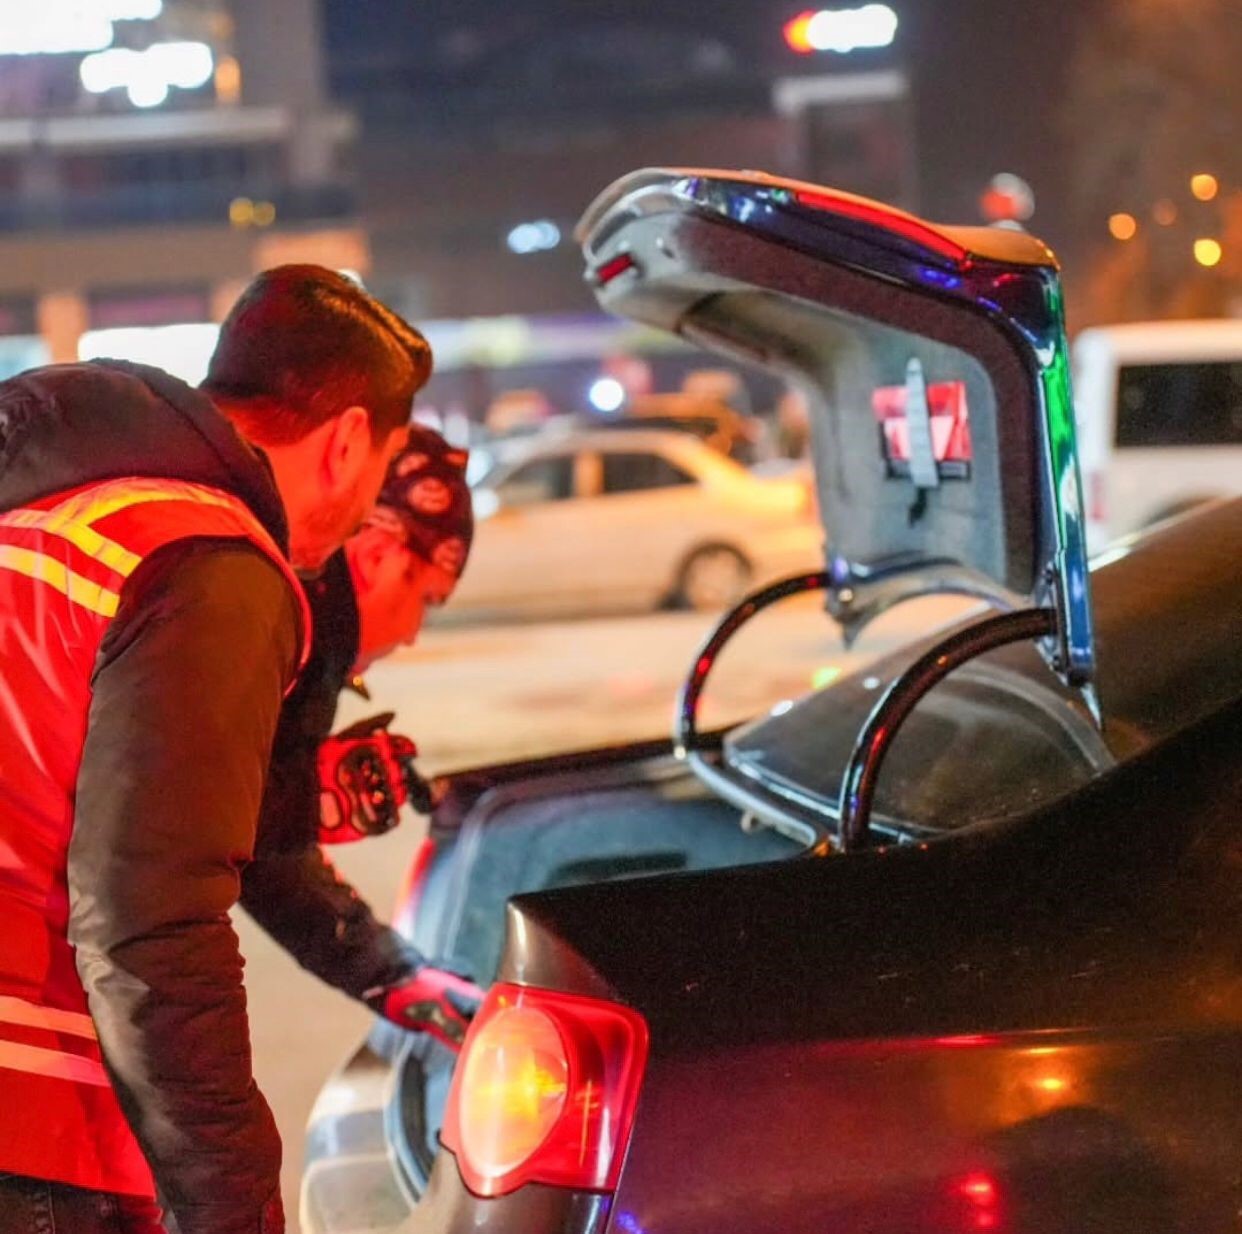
(353, 539), (457, 672)
(293, 420), (408, 573)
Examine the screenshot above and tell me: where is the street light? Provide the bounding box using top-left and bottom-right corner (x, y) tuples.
(1108, 212), (1138, 241)
(1193, 238), (1223, 268)
(588, 377), (626, 414)
(979, 173), (1035, 224)
(1190, 173), (1219, 202)
(506, 220), (561, 256)
(783, 5), (899, 55)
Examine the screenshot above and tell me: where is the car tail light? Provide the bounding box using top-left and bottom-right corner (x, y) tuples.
(950, 1170), (1004, 1231)
(440, 982), (649, 1197)
(592, 252), (639, 286)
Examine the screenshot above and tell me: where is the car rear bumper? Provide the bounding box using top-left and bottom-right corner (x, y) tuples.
(406, 1151), (612, 1234)
(301, 1035), (418, 1234)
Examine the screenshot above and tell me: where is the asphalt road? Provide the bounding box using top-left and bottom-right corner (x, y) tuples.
(234, 594), (974, 1229)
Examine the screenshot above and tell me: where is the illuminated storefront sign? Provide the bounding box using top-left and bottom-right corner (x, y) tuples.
(0, 2), (164, 56)
(80, 41), (214, 108)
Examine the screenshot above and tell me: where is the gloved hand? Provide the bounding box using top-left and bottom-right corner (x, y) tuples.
(317, 712), (440, 843)
(365, 967), (484, 1049)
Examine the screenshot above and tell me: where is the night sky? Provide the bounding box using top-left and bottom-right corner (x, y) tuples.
(319, 0), (1102, 254)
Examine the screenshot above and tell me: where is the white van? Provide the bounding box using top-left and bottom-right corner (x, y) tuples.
(1072, 319), (1242, 552)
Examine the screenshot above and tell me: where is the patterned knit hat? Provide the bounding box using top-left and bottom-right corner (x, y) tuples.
(367, 424), (473, 578)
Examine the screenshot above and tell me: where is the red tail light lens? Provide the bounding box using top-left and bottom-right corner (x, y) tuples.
(950, 1170), (1004, 1231)
(592, 252), (639, 286)
(440, 982), (649, 1197)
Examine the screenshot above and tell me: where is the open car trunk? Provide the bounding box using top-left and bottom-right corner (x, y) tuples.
(577, 169), (1095, 692)
(379, 747), (804, 1196)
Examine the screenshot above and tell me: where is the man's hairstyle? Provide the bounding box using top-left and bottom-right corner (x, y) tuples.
(201, 264), (432, 445)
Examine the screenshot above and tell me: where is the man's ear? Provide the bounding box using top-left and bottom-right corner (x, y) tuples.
(347, 527), (391, 590)
(322, 405), (374, 490)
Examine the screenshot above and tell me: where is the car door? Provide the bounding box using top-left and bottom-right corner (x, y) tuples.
(453, 450), (589, 612)
(568, 444), (707, 605)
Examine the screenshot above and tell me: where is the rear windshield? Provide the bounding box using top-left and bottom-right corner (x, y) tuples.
(1115, 361), (1242, 447)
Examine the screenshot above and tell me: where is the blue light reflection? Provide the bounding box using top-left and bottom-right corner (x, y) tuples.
(918, 265), (962, 290)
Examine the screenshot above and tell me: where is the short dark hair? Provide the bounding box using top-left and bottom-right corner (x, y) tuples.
(202, 264), (432, 445)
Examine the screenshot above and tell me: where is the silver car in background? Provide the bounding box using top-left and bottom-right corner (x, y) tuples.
(452, 427), (821, 615)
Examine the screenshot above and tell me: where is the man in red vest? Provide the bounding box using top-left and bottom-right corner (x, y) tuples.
(0, 265), (443, 1233)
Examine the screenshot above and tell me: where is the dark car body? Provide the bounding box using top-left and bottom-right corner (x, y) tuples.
(301, 172), (1241, 1234)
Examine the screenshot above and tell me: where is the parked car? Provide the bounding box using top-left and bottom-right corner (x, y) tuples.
(1072, 318), (1242, 550)
(577, 393), (767, 463)
(451, 426), (820, 615)
(302, 170), (1241, 1234)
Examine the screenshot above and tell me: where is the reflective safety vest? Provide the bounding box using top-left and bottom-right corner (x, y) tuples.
(0, 476), (310, 1197)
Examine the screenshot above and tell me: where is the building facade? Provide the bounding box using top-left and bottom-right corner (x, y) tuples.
(0, 0), (364, 380)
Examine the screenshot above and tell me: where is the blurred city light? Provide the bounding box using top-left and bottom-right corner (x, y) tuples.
(1152, 199), (1178, 227)
(80, 42), (215, 108)
(214, 54), (243, 106)
(0, 1), (163, 56)
(229, 197), (277, 228)
(506, 220), (562, 255)
(105, 0), (163, 17)
(588, 377), (626, 413)
(1108, 212), (1138, 241)
(1193, 238), (1223, 268)
(1190, 173), (1219, 202)
(979, 173), (1035, 223)
(79, 323), (219, 385)
(783, 5), (899, 54)
(1, 12), (111, 55)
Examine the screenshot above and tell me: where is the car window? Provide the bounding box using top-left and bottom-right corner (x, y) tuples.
(601, 451), (695, 494)
(497, 454), (575, 505)
(1114, 361), (1242, 447)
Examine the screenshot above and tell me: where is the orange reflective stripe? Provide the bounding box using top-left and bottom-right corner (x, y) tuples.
(0, 545), (120, 617)
(0, 1040), (109, 1087)
(47, 477), (240, 528)
(15, 476), (310, 676)
(47, 477), (290, 565)
(0, 995), (96, 1040)
(0, 508), (141, 576)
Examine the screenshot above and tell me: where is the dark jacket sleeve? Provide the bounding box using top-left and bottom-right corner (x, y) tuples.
(240, 847), (421, 1000)
(67, 539), (301, 1234)
(240, 548), (422, 999)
